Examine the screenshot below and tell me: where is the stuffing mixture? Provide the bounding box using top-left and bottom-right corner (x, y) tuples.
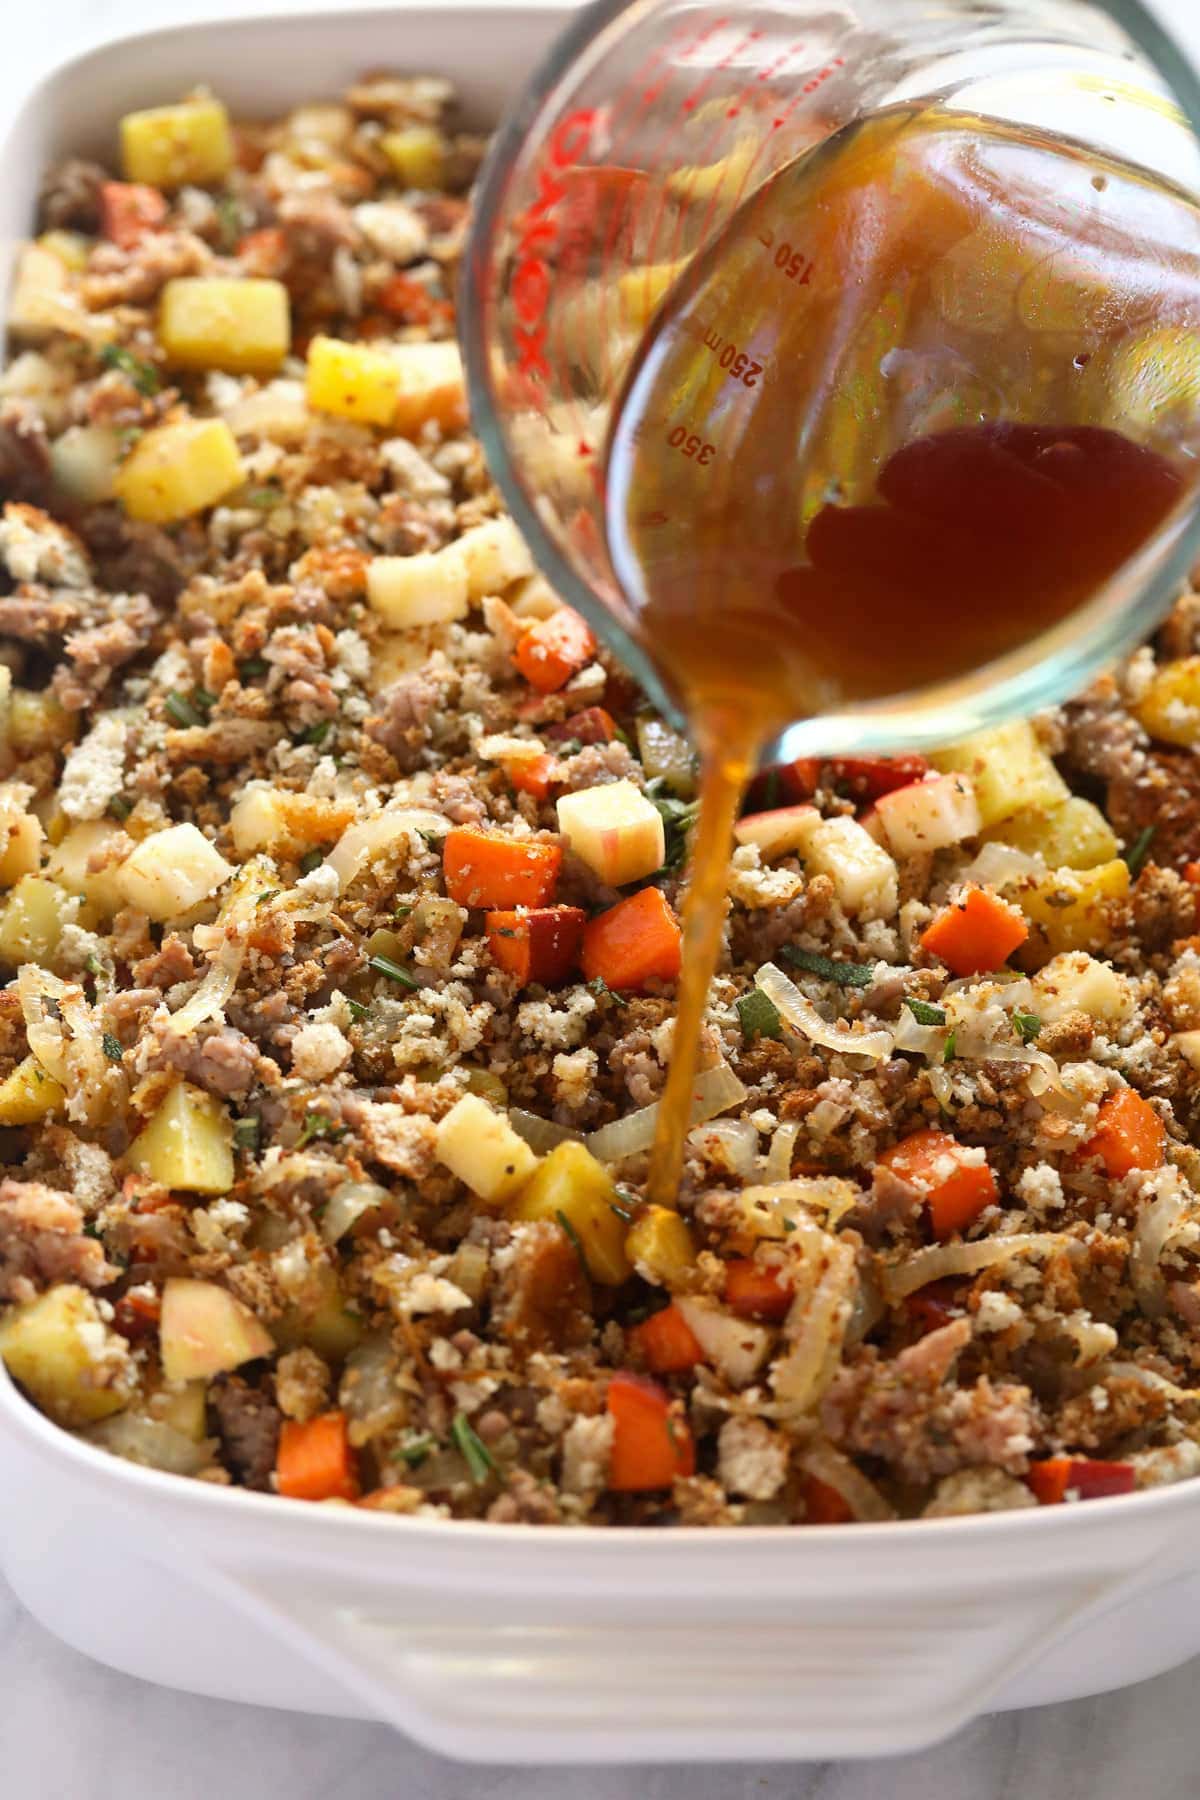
(2, 78), (1200, 1525)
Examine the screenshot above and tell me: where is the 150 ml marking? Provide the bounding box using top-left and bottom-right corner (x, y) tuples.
(667, 424), (716, 464)
(758, 227), (816, 285)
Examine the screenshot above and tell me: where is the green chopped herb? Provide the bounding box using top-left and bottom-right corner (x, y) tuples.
(393, 1433), (437, 1468)
(609, 1198), (636, 1224)
(415, 826), (443, 846)
(299, 848), (324, 875)
(393, 903), (413, 919)
(943, 1030), (958, 1064)
(215, 193), (243, 252)
(586, 975), (628, 1006)
(345, 998), (371, 1024)
(451, 1411), (496, 1485)
(116, 424), (144, 451)
(100, 342), (160, 396)
(646, 780), (700, 873)
(101, 1033), (123, 1064)
(298, 720), (333, 748)
(164, 690), (203, 729)
(192, 687), (217, 713)
(736, 988), (783, 1042)
(781, 1217), (797, 1234)
(1012, 1009), (1042, 1044)
(368, 953), (419, 990)
(1124, 824), (1156, 878)
(81, 1220), (104, 1242)
(245, 485), (283, 509)
(494, 927), (518, 939)
(781, 945), (874, 988)
(612, 725), (635, 754)
(298, 1112), (347, 1148)
(903, 996), (947, 1026)
(233, 1117), (260, 1152)
(239, 656), (270, 679)
(84, 953), (104, 978)
(107, 796), (132, 821)
(555, 738), (582, 756)
(555, 1207), (590, 1279)
(256, 888), (280, 905)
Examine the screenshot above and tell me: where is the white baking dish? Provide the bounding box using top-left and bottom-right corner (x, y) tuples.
(5, 2), (1200, 1764)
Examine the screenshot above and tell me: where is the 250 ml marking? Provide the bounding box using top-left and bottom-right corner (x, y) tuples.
(667, 424), (716, 464)
(700, 327), (763, 387)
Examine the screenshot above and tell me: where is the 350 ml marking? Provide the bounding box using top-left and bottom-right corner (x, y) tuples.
(667, 424), (716, 463)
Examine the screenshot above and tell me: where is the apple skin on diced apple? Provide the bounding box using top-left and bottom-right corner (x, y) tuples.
(873, 772), (981, 856)
(556, 780), (665, 886)
(159, 1278), (274, 1382)
(733, 804), (819, 861)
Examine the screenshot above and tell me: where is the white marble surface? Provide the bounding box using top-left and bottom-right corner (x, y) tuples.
(6, 0), (1200, 1792)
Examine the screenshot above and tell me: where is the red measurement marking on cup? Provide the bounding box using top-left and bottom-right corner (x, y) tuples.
(667, 424), (717, 465)
(510, 106), (601, 384)
(700, 327), (764, 387)
(758, 228), (816, 285)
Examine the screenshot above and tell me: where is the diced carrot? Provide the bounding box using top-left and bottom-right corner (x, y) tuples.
(514, 606), (598, 693)
(506, 753), (561, 801)
(744, 756), (822, 812)
(443, 828), (562, 909)
(237, 226), (289, 277)
(545, 706), (617, 746)
(1027, 1457), (1136, 1505)
(1079, 1087), (1165, 1177)
(628, 1303), (705, 1375)
(112, 1288), (162, 1343)
(830, 754), (929, 801)
(375, 272), (453, 329)
(724, 1257), (793, 1322)
(99, 181), (168, 249)
(485, 905), (586, 986)
(904, 1278), (967, 1336)
(581, 886), (682, 991)
(920, 884), (1028, 976)
(276, 1411), (359, 1502)
(879, 1127), (998, 1239)
(803, 1473), (854, 1524)
(606, 1371), (695, 1491)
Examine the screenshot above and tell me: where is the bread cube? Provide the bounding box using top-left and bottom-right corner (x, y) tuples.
(379, 124), (447, 189)
(306, 334), (401, 426)
(114, 416), (245, 524)
(510, 1141), (631, 1285)
(159, 1277), (274, 1381)
(0, 875), (72, 967)
(0, 1054), (65, 1124)
(229, 786), (355, 859)
(1134, 656), (1200, 749)
(931, 720), (1068, 829)
(873, 773), (980, 856)
(435, 1093), (538, 1204)
(128, 1082), (235, 1195)
(119, 97), (235, 189)
(159, 277), (290, 375)
(556, 780), (665, 886)
(1012, 859), (1130, 968)
(797, 814), (898, 920)
(390, 340), (467, 436)
(366, 542), (470, 627)
(0, 1285), (133, 1426)
(117, 822), (232, 920)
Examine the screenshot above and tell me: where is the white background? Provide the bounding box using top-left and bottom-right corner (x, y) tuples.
(4, 2), (1200, 1795)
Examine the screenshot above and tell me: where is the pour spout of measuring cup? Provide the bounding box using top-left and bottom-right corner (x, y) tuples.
(461, 0), (1200, 767)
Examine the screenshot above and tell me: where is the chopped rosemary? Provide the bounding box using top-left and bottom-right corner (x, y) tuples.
(298, 1112), (346, 1148)
(609, 1198), (636, 1224)
(164, 690), (203, 729)
(451, 1411), (496, 1485)
(943, 1030), (958, 1064)
(367, 953), (419, 990)
(393, 1433), (437, 1468)
(586, 975), (628, 1006)
(239, 656), (270, 679)
(84, 953), (104, 978)
(1012, 1009), (1042, 1044)
(781, 945), (874, 987)
(245, 485), (283, 509)
(256, 888), (280, 905)
(298, 848), (324, 875)
(298, 720), (333, 748)
(904, 996), (947, 1026)
(555, 1207), (590, 1279)
(345, 997), (371, 1022)
(108, 796), (132, 821)
(1123, 825), (1156, 879)
(646, 781), (701, 874)
(99, 342), (159, 396)
(233, 1117), (260, 1152)
(736, 988), (783, 1042)
(192, 687), (217, 713)
(101, 1032), (124, 1063)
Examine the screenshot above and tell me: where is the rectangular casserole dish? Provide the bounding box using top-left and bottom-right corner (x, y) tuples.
(4, 2), (1200, 1763)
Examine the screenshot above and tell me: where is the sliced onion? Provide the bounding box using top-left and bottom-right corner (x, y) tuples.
(771, 1222), (858, 1409)
(893, 1009), (947, 1057)
(509, 1108), (583, 1153)
(801, 1442), (897, 1522)
(166, 940), (244, 1039)
(1102, 1360), (1200, 1402)
(1131, 1173), (1191, 1318)
(961, 841), (1044, 886)
(585, 1061), (747, 1163)
(737, 1178), (860, 1239)
(763, 1119), (800, 1183)
(755, 962), (893, 1063)
(16, 964), (114, 1124)
(882, 1232), (1073, 1302)
(689, 1118), (759, 1179)
(84, 1412), (216, 1476)
(326, 807), (449, 890)
(223, 378), (311, 444)
(322, 1179), (388, 1245)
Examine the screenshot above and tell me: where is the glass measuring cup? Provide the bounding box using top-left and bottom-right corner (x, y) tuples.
(461, 0), (1200, 767)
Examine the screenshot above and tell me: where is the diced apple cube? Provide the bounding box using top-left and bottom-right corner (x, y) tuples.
(380, 124), (447, 189)
(306, 334), (401, 426)
(510, 1141), (631, 1285)
(8, 687), (74, 757)
(117, 821), (232, 920)
(159, 1277), (274, 1382)
(624, 1204), (696, 1285)
(986, 796), (1119, 870)
(120, 97), (235, 189)
(0, 1285), (134, 1426)
(1011, 859), (1130, 968)
(46, 820), (129, 919)
(556, 780), (665, 886)
(51, 424), (122, 504)
(0, 875), (73, 968)
(1133, 656), (1200, 749)
(127, 1082), (235, 1195)
(435, 1093), (539, 1203)
(733, 804), (819, 860)
(931, 721), (1068, 829)
(7, 244), (104, 344)
(0, 812), (43, 888)
(114, 416), (245, 524)
(873, 772), (980, 856)
(674, 1296), (773, 1388)
(798, 814), (898, 920)
(1030, 950), (1134, 1025)
(159, 277), (290, 375)
(229, 786), (355, 859)
(0, 1054), (65, 1124)
(390, 340), (467, 437)
(366, 542), (469, 628)
(456, 517), (534, 599)
(38, 229), (91, 272)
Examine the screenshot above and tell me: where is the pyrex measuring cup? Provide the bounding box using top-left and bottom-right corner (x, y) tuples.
(462, 0), (1200, 765)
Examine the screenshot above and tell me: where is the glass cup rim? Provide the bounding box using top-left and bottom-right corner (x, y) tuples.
(461, 0), (1200, 765)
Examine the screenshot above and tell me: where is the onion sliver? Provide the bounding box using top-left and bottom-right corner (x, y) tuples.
(763, 1119), (800, 1183)
(882, 1232), (1074, 1303)
(326, 807), (449, 890)
(585, 1061), (748, 1163)
(801, 1442), (896, 1522)
(755, 962), (892, 1062)
(1131, 1171), (1191, 1318)
(509, 1109), (583, 1154)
